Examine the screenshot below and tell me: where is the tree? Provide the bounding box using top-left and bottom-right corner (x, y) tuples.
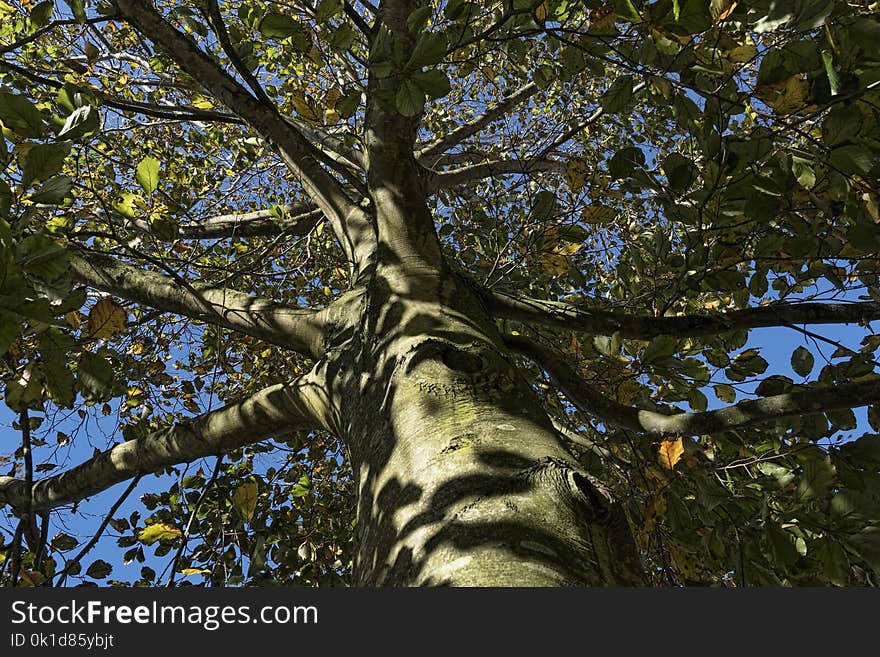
(0, 0), (879, 587)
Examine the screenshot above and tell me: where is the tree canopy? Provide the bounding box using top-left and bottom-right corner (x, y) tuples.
(0, 0), (879, 587)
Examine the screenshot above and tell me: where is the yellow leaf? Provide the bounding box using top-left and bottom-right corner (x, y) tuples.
(563, 156), (590, 192)
(581, 205), (616, 224)
(324, 88), (341, 109)
(534, 1), (549, 21)
(138, 522), (182, 545)
(65, 311), (82, 330)
(658, 437), (685, 470)
(713, 0), (737, 21)
(755, 75), (811, 116)
(554, 241), (583, 257)
(540, 252), (568, 275)
(87, 298), (128, 339)
(291, 90), (322, 124)
(232, 480), (259, 521)
(181, 568), (210, 576)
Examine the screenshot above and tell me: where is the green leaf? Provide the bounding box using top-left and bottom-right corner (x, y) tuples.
(149, 214), (178, 241)
(408, 32), (448, 68)
(0, 309), (18, 356)
(335, 91), (360, 118)
(821, 50), (839, 96)
(51, 532), (79, 551)
(0, 90), (46, 138)
(791, 346), (814, 377)
(29, 175), (73, 205)
(608, 146), (645, 179)
(791, 156), (815, 189)
(85, 559), (113, 579)
(315, 0), (343, 22)
(57, 104), (100, 139)
(828, 145), (874, 176)
(39, 328), (75, 407)
(600, 75), (634, 114)
(77, 351), (114, 399)
(817, 538), (849, 586)
(407, 6), (433, 32)
(412, 69), (452, 99)
(822, 106), (861, 146)
(135, 156), (161, 195)
(642, 336), (678, 365)
(530, 190), (556, 222)
(258, 12), (310, 50)
(30, 1), (54, 27)
(395, 79), (425, 117)
(64, 0), (86, 23)
(713, 384), (736, 403)
(232, 480), (259, 522)
(22, 142), (71, 187)
(17, 232), (70, 283)
(765, 521), (798, 566)
(329, 23), (356, 52)
(662, 152), (696, 192)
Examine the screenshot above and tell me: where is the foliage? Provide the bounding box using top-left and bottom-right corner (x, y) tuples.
(0, 0), (879, 587)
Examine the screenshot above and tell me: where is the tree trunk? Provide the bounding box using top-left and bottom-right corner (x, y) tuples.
(332, 269), (646, 586)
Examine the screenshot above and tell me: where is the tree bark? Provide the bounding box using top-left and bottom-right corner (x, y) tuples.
(329, 271), (646, 586)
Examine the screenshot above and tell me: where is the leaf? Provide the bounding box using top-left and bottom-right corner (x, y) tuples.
(30, 1), (54, 27)
(51, 533), (79, 551)
(608, 146), (645, 179)
(711, 384), (735, 404)
(232, 480), (259, 522)
(581, 205), (616, 224)
(755, 75), (810, 116)
(0, 90), (46, 138)
(765, 522), (798, 566)
(0, 309), (18, 357)
(791, 346), (814, 377)
(329, 23), (356, 52)
(408, 32), (448, 68)
(658, 437), (684, 470)
(85, 559), (113, 579)
(291, 90), (322, 124)
(395, 80), (425, 117)
(135, 156), (161, 195)
(564, 156), (590, 192)
(791, 156), (815, 189)
(180, 567), (211, 576)
(29, 175), (74, 205)
(599, 75), (634, 114)
(22, 142), (71, 187)
(259, 12), (307, 41)
(87, 298), (127, 339)
(57, 104), (100, 139)
(412, 70), (452, 100)
(138, 522), (182, 545)
(77, 351), (114, 399)
(40, 328), (75, 407)
(828, 145), (874, 176)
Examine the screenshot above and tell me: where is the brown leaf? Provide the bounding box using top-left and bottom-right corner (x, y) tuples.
(87, 298), (128, 339)
(658, 437), (684, 470)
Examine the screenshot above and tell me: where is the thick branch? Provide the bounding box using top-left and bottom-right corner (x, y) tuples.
(488, 291), (880, 339)
(416, 82), (539, 163)
(508, 335), (880, 436)
(182, 203), (324, 239)
(69, 251), (325, 356)
(428, 158), (564, 190)
(0, 372), (331, 511)
(114, 0), (375, 274)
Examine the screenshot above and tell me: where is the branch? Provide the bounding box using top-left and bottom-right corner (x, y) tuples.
(508, 335), (880, 437)
(181, 203), (324, 239)
(0, 371), (331, 511)
(114, 0), (375, 274)
(487, 291), (880, 339)
(416, 82), (539, 163)
(69, 251), (326, 356)
(428, 158), (564, 190)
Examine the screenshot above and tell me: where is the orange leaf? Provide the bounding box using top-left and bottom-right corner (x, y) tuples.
(658, 437), (684, 470)
(87, 298), (128, 339)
